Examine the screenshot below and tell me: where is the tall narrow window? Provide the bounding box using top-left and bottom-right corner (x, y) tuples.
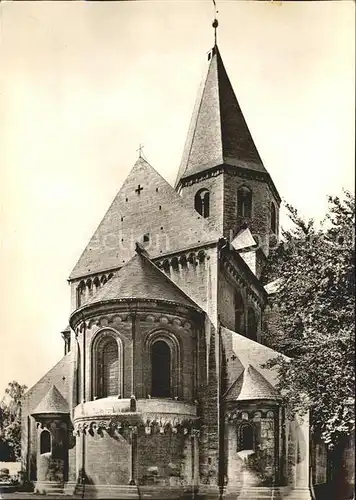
(239, 424), (254, 451)
(237, 186), (252, 218)
(235, 292), (245, 334)
(95, 336), (120, 398)
(247, 308), (258, 342)
(151, 341), (171, 398)
(195, 189), (210, 218)
(101, 338), (119, 397)
(270, 202), (277, 234)
(40, 430), (51, 455)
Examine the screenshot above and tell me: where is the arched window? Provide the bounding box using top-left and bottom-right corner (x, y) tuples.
(270, 203), (277, 234)
(195, 189), (210, 218)
(92, 331), (122, 400)
(151, 341), (171, 398)
(237, 186), (252, 218)
(234, 292), (245, 334)
(239, 423), (254, 451)
(40, 430), (51, 454)
(247, 308), (258, 342)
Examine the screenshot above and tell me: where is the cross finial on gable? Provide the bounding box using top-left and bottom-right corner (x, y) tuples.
(136, 144), (144, 158)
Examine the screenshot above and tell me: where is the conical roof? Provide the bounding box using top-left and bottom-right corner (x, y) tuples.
(224, 364), (279, 402)
(176, 45), (267, 187)
(85, 248), (200, 310)
(70, 157), (219, 280)
(31, 385), (69, 416)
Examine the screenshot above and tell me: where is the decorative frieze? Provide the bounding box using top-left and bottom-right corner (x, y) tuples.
(73, 414), (199, 437)
(155, 249), (207, 272)
(77, 312), (193, 332)
(225, 409), (275, 422)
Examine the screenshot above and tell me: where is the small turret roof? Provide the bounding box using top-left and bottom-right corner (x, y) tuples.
(224, 364), (279, 401)
(31, 385), (69, 416)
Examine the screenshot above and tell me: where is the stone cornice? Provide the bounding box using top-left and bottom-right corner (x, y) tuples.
(69, 298), (203, 330)
(73, 414), (199, 436)
(178, 163), (281, 204)
(70, 300), (202, 332)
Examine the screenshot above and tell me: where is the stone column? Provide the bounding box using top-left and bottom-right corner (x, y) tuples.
(128, 426), (138, 485)
(295, 413), (310, 488)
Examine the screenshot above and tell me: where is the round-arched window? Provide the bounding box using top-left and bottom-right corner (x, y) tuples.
(40, 430), (51, 455)
(237, 186), (252, 219)
(151, 341), (171, 398)
(195, 189), (210, 218)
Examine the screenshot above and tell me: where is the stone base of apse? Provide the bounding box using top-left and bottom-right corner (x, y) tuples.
(73, 484), (198, 499)
(224, 486), (312, 500)
(34, 480), (65, 495)
(282, 487), (312, 499)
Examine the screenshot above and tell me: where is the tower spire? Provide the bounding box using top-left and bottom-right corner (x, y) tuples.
(212, 0), (219, 46)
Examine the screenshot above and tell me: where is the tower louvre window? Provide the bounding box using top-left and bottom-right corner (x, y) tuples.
(271, 202), (277, 234)
(237, 186), (252, 219)
(195, 189), (210, 218)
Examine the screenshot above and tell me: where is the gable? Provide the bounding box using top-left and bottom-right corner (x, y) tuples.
(70, 158), (220, 280)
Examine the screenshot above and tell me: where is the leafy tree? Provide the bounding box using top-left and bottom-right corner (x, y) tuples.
(262, 190), (355, 447)
(0, 381), (27, 461)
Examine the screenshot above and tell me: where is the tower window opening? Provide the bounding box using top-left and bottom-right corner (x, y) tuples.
(195, 189), (210, 218)
(271, 202), (277, 234)
(234, 292), (245, 335)
(40, 430), (51, 455)
(151, 340), (171, 398)
(237, 186), (252, 219)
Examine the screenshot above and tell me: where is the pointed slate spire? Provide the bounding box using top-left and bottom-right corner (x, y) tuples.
(176, 45), (266, 188)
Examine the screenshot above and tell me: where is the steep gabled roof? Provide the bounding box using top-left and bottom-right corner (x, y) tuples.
(85, 249), (200, 310)
(224, 364), (279, 401)
(176, 45), (267, 187)
(70, 157), (220, 280)
(31, 385), (69, 416)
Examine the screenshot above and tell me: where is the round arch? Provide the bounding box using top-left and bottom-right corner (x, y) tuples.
(144, 330), (181, 399)
(90, 328), (124, 400)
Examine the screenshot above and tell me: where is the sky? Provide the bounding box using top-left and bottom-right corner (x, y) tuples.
(0, 1), (354, 396)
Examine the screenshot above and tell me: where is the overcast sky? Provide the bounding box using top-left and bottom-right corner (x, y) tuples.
(0, 1), (354, 396)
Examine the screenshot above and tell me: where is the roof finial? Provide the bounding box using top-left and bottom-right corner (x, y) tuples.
(212, 0), (219, 46)
(136, 144), (144, 158)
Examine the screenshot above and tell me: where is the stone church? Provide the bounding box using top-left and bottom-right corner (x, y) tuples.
(21, 39), (313, 500)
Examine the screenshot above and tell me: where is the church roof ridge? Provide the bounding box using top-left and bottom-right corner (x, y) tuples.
(69, 156), (220, 280)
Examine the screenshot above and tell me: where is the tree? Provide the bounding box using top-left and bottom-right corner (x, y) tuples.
(262, 190), (355, 448)
(0, 381), (27, 461)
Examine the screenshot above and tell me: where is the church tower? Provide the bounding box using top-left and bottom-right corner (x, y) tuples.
(175, 44), (281, 258)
